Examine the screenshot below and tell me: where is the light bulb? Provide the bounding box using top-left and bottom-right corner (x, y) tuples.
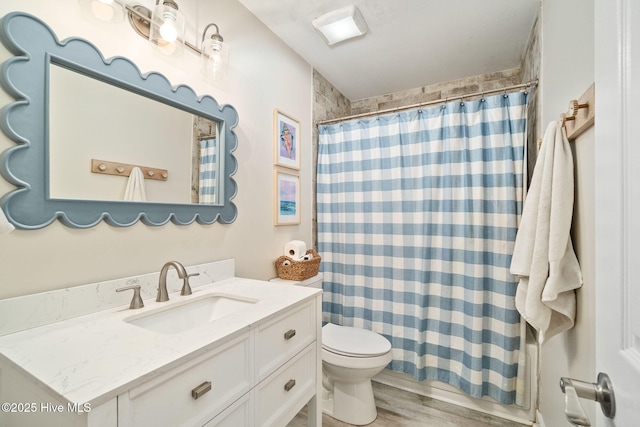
(149, 2), (185, 54)
(201, 37), (229, 81)
(159, 19), (178, 42)
(207, 52), (222, 73)
(92, 0), (115, 21)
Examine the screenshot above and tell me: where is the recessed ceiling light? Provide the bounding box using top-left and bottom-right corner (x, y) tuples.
(312, 6), (368, 46)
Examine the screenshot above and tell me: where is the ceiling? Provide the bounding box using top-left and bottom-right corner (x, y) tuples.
(236, 0), (540, 100)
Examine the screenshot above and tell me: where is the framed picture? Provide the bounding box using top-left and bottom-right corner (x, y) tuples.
(274, 171), (300, 225)
(274, 109), (300, 170)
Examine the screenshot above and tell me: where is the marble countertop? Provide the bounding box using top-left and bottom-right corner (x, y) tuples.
(0, 277), (321, 408)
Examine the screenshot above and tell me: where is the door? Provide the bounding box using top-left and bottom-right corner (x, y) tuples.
(594, 0), (640, 425)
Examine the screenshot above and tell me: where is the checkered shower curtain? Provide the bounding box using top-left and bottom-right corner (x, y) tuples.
(199, 138), (217, 204)
(317, 92), (527, 405)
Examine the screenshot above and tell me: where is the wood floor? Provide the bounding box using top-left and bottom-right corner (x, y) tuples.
(287, 382), (530, 427)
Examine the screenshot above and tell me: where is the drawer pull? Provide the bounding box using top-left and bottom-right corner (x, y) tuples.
(284, 329), (296, 340)
(284, 379), (296, 392)
(191, 381), (212, 400)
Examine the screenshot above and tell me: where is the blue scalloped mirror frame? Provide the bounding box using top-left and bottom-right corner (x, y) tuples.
(0, 12), (238, 229)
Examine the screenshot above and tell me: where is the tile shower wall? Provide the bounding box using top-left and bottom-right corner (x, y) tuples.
(520, 5), (542, 183)
(312, 70), (351, 247)
(350, 68), (522, 115)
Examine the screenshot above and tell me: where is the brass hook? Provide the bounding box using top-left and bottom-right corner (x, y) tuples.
(563, 100), (589, 124)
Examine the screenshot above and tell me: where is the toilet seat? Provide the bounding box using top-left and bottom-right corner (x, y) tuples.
(322, 323), (391, 358)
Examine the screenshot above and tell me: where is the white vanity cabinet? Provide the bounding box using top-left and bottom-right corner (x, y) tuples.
(0, 362), (118, 427)
(256, 301), (317, 381)
(0, 279), (322, 427)
(117, 332), (253, 427)
(256, 344), (316, 426)
(255, 301), (318, 427)
(205, 392), (252, 426)
(117, 299), (319, 427)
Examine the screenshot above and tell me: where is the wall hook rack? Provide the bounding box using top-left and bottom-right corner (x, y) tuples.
(91, 159), (168, 181)
(560, 83), (595, 141)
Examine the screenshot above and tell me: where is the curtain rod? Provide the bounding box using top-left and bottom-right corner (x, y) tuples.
(316, 79), (538, 126)
(197, 133), (217, 141)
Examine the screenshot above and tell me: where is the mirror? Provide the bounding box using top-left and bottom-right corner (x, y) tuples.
(49, 64), (224, 205)
(0, 12), (238, 228)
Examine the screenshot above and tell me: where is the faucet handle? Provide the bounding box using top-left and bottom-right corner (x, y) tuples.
(116, 285), (144, 309)
(181, 273), (200, 296)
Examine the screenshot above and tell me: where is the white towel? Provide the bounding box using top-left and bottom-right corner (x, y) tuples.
(123, 167), (147, 201)
(0, 207), (15, 235)
(510, 121), (583, 343)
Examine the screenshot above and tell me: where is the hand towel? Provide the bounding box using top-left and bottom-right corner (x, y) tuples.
(123, 167), (147, 201)
(510, 120), (583, 343)
(0, 206), (15, 235)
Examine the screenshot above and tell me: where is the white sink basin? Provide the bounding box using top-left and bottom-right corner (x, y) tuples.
(125, 294), (258, 335)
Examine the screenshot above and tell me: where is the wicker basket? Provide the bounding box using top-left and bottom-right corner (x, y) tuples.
(275, 249), (321, 281)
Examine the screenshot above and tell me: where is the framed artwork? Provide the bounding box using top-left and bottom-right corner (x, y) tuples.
(274, 109), (300, 170)
(274, 171), (300, 225)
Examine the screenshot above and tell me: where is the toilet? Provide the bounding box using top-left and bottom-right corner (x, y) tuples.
(270, 274), (393, 425)
(321, 322), (393, 425)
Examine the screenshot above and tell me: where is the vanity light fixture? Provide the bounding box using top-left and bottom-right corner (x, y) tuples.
(83, 0), (230, 79)
(200, 23), (230, 82)
(84, 0), (125, 22)
(312, 5), (368, 46)
(148, 0), (186, 55)
(126, 0), (186, 56)
(126, 1), (228, 80)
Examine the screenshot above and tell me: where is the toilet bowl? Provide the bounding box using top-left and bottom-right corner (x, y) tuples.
(270, 274), (393, 425)
(321, 323), (392, 425)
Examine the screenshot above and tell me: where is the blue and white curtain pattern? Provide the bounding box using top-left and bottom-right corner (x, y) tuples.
(317, 92), (527, 405)
(199, 138), (217, 204)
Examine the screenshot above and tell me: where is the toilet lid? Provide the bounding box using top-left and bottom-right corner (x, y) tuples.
(322, 323), (391, 357)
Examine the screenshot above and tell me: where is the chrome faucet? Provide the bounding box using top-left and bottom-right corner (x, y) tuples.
(157, 261), (187, 302)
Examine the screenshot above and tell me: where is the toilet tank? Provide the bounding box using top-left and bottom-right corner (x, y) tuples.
(270, 273), (323, 289)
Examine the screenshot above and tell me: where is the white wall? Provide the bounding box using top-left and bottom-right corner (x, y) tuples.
(0, 0), (314, 299)
(538, 0), (595, 425)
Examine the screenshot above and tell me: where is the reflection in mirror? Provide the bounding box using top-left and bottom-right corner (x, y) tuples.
(192, 116), (222, 204)
(49, 64), (224, 205)
(0, 11), (238, 228)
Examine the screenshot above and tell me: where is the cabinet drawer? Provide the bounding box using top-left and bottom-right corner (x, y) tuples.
(204, 392), (252, 427)
(256, 344), (316, 427)
(118, 333), (252, 427)
(256, 301), (316, 380)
